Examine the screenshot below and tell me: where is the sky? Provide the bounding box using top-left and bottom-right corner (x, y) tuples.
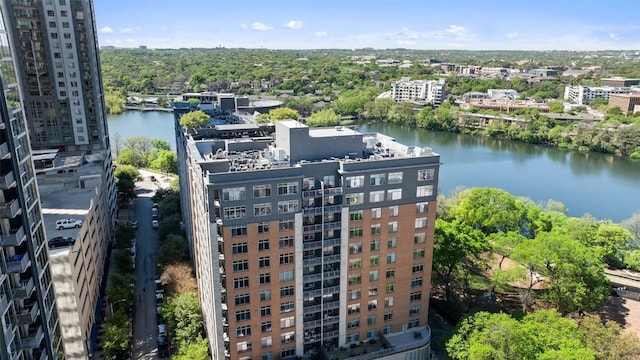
(93, 0), (640, 51)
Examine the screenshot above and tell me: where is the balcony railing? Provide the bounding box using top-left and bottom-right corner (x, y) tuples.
(303, 285), (340, 298)
(303, 221), (342, 234)
(0, 199), (21, 218)
(303, 237), (342, 250)
(0, 171), (15, 189)
(303, 187), (343, 198)
(304, 316), (340, 330)
(0, 142), (9, 159)
(19, 325), (43, 349)
(303, 204), (342, 216)
(0, 227), (26, 247)
(304, 270), (340, 284)
(303, 254), (341, 267)
(303, 299), (340, 313)
(5, 254), (30, 273)
(12, 278), (35, 300)
(15, 302), (39, 325)
(0, 292), (8, 315)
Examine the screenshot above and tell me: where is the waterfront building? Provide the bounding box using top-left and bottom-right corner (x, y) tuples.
(390, 78), (445, 106)
(608, 93), (640, 115)
(563, 85), (640, 105)
(600, 77), (640, 87)
(0, 10), (64, 359)
(173, 104), (438, 359)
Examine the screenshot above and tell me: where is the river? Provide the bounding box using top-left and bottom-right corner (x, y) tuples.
(108, 110), (640, 222)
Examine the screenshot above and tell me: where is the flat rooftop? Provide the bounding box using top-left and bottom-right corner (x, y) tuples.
(40, 183), (95, 242)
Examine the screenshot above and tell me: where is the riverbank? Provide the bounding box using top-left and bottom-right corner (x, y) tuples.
(123, 106), (173, 112)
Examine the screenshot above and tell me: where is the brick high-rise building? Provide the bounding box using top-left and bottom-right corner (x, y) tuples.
(174, 105), (438, 360)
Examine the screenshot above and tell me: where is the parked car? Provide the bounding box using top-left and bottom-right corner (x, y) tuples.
(158, 335), (169, 358)
(48, 236), (75, 248)
(55, 218), (83, 230)
(152, 219), (159, 229)
(130, 221), (138, 230)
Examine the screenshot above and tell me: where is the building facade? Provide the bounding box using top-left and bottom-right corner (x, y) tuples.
(563, 85), (640, 105)
(174, 109), (439, 360)
(0, 10), (63, 359)
(600, 77), (640, 87)
(390, 78), (445, 106)
(608, 93), (640, 115)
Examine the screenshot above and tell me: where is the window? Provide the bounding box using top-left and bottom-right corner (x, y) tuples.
(387, 252), (396, 264)
(388, 221), (398, 233)
(370, 174), (386, 186)
(348, 274), (362, 285)
(368, 286), (378, 296)
(348, 319), (360, 329)
(371, 207), (382, 219)
(282, 347), (296, 358)
(279, 219), (294, 231)
(367, 329), (377, 339)
(279, 253), (294, 265)
(411, 277), (423, 288)
(369, 255), (379, 267)
(414, 233), (426, 244)
(281, 316), (295, 329)
(260, 306), (272, 317)
(237, 325), (251, 337)
(280, 270), (294, 282)
(280, 301), (294, 313)
(350, 258), (362, 270)
(348, 289), (361, 300)
(384, 312), (393, 321)
(415, 218), (427, 228)
(232, 243), (248, 254)
(224, 206), (246, 220)
(386, 268), (396, 278)
(259, 257), (270, 268)
(389, 205), (399, 217)
(258, 240), (271, 253)
(346, 176), (364, 188)
(369, 271), (379, 281)
(350, 210), (363, 221)
(350, 242), (362, 254)
(383, 325), (393, 334)
(261, 321), (272, 332)
(281, 332), (295, 344)
(254, 203), (272, 217)
(280, 286), (294, 297)
(233, 260), (249, 272)
(387, 237), (397, 248)
(223, 187), (246, 201)
(348, 304), (360, 315)
(370, 191), (385, 203)
(418, 168), (435, 181)
(254, 184), (271, 198)
(414, 249), (425, 259)
(258, 222), (270, 234)
(231, 225), (247, 237)
(322, 175), (336, 187)
(262, 336), (273, 348)
(278, 200), (299, 214)
(387, 189), (402, 201)
(408, 319), (420, 329)
(236, 310), (251, 322)
(259, 273), (271, 285)
(412, 264), (424, 273)
(417, 202), (429, 213)
(303, 177), (315, 190)
(279, 236), (294, 248)
(368, 300), (378, 311)
(370, 240), (380, 251)
(385, 282), (395, 293)
(388, 172), (403, 184)
(260, 289), (271, 301)
(371, 224), (381, 235)
(385, 297), (394, 307)
(234, 277), (249, 289)
(410, 291), (422, 302)
(417, 185), (434, 197)
(235, 294), (250, 306)
(350, 227), (363, 238)
(346, 193), (364, 205)
(409, 306), (421, 316)
(237, 341), (252, 353)
(278, 182), (299, 195)
(263, 353), (273, 360)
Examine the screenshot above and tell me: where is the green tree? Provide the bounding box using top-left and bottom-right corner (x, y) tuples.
(171, 337), (209, 360)
(547, 100), (564, 113)
(179, 110), (210, 129)
(161, 292), (204, 349)
(269, 107), (300, 121)
(114, 166), (138, 205)
(579, 316), (640, 360)
(103, 311), (131, 359)
(450, 188), (527, 235)
(104, 89), (126, 114)
(157, 214), (183, 241)
(157, 233), (190, 268)
(306, 109), (341, 127)
(116, 148), (146, 167)
(255, 113), (271, 124)
(150, 149), (178, 174)
(621, 212), (640, 248)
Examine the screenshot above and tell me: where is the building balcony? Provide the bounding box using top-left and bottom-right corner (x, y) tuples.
(15, 302), (39, 325)
(304, 254), (341, 267)
(0, 142), (9, 159)
(304, 270), (340, 284)
(303, 187), (343, 198)
(0, 199), (21, 219)
(304, 315), (340, 330)
(303, 221), (342, 234)
(303, 299), (340, 313)
(19, 325), (43, 350)
(12, 278), (35, 300)
(303, 204), (343, 216)
(0, 291), (8, 315)
(0, 227), (26, 247)
(5, 253), (30, 273)
(0, 170), (15, 189)
(303, 285), (340, 298)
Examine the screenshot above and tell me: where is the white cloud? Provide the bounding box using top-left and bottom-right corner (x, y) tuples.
(99, 26), (113, 34)
(506, 32), (519, 39)
(610, 32), (621, 40)
(240, 23), (248, 30)
(396, 40), (416, 46)
(120, 27), (141, 34)
(252, 22), (273, 31)
(284, 20), (304, 29)
(314, 31), (327, 38)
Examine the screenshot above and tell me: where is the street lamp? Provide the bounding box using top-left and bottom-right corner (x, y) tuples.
(109, 298), (128, 316)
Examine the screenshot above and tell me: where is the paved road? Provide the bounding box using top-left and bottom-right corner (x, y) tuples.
(132, 174), (162, 359)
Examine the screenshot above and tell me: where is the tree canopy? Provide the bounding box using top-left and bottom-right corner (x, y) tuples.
(179, 110), (210, 129)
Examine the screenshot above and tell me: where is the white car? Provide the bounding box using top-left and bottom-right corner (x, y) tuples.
(56, 218), (83, 230)
(152, 219), (159, 229)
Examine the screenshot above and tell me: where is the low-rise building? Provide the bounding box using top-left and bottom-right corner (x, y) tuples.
(601, 77), (640, 87)
(563, 85), (640, 105)
(608, 93), (640, 115)
(390, 77), (445, 106)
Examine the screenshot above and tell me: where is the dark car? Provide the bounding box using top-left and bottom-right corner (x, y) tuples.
(158, 335), (169, 358)
(48, 236), (75, 248)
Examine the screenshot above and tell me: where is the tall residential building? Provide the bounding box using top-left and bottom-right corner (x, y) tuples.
(391, 77), (445, 106)
(0, 10), (63, 360)
(174, 106), (438, 360)
(563, 85), (640, 105)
